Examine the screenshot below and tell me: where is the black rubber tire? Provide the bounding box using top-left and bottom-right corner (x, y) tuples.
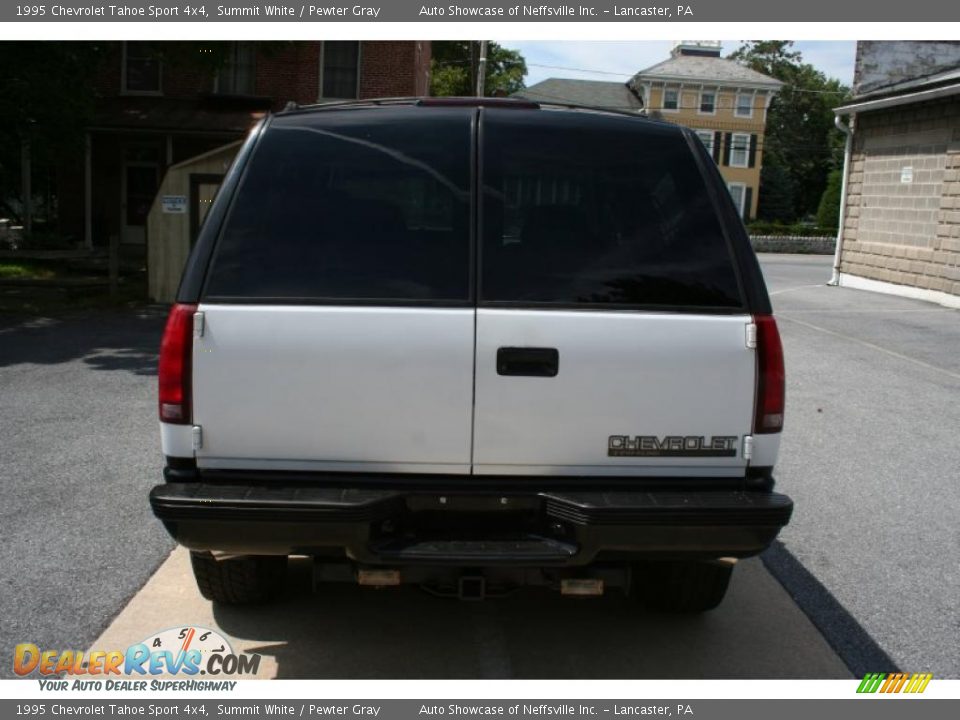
(190, 553), (288, 605)
(633, 560), (733, 613)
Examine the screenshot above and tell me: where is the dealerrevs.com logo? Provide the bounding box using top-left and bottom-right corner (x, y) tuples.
(15, 627), (260, 689)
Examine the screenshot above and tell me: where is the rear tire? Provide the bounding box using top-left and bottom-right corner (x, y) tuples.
(633, 560), (733, 613)
(190, 552), (287, 605)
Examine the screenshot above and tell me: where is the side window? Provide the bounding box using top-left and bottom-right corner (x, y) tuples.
(480, 111), (743, 309)
(730, 133), (751, 168)
(216, 42), (256, 96)
(123, 42), (161, 94)
(321, 41), (360, 99)
(204, 109), (472, 302)
(728, 183), (746, 217)
(662, 87), (679, 111)
(695, 130), (714, 156)
(699, 90), (716, 114)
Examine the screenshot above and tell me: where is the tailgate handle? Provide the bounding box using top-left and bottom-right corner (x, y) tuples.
(497, 347), (559, 377)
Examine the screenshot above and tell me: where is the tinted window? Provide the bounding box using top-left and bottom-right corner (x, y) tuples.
(480, 110), (743, 309)
(204, 108), (472, 302)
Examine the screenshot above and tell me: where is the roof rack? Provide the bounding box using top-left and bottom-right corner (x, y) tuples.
(276, 96), (657, 122)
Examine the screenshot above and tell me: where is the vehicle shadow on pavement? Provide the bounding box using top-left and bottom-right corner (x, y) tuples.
(0, 308), (166, 374)
(211, 557), (853, 679)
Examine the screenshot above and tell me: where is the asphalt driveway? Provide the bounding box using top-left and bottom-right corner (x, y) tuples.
(0, 309), (174, 675)
(1, 255), (957, 678)
(760, 254), (960, 678)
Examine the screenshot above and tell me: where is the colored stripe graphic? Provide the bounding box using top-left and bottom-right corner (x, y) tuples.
(905, 673), (933, 694)
(857, 673), (885, 693)
(858, 672), (932, 694)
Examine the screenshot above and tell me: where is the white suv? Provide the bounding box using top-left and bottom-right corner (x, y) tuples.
(150, 98), (791, 612)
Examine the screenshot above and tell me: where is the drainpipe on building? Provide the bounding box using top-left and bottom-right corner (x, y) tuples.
(829, 113), (854, 286)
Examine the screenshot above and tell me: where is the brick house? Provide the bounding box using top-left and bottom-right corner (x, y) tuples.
(515, 42), (783, 221)
(832, 41), (960, 309)
(58, 41), (431, 253)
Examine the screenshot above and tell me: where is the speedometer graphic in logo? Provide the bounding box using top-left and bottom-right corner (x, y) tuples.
(141, 626), (233, 666)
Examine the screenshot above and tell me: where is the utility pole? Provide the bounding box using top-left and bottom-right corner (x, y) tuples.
(476, 40), (488, 97)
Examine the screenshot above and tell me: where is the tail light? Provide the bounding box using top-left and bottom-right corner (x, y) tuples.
(753, 314), (785, 434)
(158, 303), (197, 424)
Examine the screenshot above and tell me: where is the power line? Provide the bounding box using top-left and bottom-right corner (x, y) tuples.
(432, 58), (850, 96)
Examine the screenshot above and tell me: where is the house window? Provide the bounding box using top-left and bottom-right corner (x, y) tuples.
(321, 41), (360, 99)
(699, 90), (716, 114)
(728, 183), (746, 216)
(695, 130), (714, 156)
(730, 133), (751, 168)
(662, 87), (679, 111)
(736, 92), (754, 118)
(123, 42), (161, 94)
(216, 42), (256, 96)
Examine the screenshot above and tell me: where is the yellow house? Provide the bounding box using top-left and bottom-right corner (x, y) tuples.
(629, 42), (783, 220)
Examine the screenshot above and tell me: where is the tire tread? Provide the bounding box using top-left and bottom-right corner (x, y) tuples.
(190, 553), (287, 605)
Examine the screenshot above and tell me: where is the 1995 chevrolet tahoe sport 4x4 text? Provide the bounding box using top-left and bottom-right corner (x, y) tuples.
(149, 97), (792, 612)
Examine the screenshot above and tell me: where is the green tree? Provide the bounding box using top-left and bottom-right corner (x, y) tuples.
(757, 157), (796, 223)
(816, 168), (844, 231)
(430, 42), (527, 97)
(728, 41), (850, 221)
(0, 42), (111, 224)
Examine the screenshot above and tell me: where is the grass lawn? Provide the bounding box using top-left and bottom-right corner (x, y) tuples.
(0, 262), (57, 280)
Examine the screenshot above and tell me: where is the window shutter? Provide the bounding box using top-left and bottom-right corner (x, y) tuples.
(722, 133), (732, 166)
(712, 132), (722, 163)
(743, 187), (753, 221)
(748, 135), (758, 168)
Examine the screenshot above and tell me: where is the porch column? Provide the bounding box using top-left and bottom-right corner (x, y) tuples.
(84, 132), (93, 250)
(21, 138), (31, 235)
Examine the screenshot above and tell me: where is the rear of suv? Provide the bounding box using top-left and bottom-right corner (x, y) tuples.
(150, 98), (791, 612)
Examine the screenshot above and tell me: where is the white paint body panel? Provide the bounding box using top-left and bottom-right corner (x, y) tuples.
(191, 305), (475, 472)
(473, 310), (756, 476)
(750, 432), (781, 468)
(160, 421), (194, 458)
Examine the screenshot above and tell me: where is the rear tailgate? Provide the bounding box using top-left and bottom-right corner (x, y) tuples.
(473, 108), (758, 476)
(473, 310), (754, 476)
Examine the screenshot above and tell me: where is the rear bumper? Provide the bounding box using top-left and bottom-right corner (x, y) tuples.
(149, 480), (793, 566)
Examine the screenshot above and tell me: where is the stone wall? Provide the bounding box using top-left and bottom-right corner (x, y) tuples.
(839, 96), (960, 297)
(749, 235), (834, 254)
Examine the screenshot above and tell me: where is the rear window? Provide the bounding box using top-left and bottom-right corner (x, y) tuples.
(479, 110), (744, 309)
(203, 108), (472, 302)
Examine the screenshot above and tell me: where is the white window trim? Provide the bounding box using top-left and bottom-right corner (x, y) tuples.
(121, 41), (163, 96)
(729, 132), (751, 168)
(318, 41), (363, 101)
(727, 182), (746, 216)
(697, 88), (717, 116)
(695, 129), (715, 156)
(661, 86), (680, 113)
(735, 91), (755, 118)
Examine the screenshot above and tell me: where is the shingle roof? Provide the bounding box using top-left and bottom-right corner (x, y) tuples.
(852, 63), (960, 101)
(632, 55), (783, 88)
(513, 78), (642, 112)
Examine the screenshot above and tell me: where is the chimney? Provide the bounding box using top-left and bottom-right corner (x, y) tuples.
(672, 41), (723, 58)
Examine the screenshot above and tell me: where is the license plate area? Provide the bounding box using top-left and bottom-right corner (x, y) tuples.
(367, 494), (575, 562)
